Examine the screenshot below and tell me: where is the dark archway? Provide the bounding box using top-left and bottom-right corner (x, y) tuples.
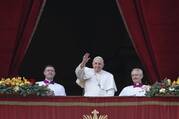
(19, 0), (147, 96)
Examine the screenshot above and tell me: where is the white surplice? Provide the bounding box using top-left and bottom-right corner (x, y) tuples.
(119, 85), (148, 96)
(36, 81), (66, 96)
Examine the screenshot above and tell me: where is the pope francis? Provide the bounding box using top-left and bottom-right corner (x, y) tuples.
(75, 53), (117, 96)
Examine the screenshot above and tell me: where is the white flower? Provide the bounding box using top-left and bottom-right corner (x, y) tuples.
(169, 87), (175, 91)
(14, 86), (19, 92)
(167, 79), (171, 85)
(159, 88), (166, 93)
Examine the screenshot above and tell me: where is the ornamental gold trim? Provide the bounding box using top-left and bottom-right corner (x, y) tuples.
(83, 109), (108, 119)
(0, 101), (179, 107)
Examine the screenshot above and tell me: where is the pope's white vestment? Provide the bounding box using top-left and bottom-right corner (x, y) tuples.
(75, 65), (117, 96)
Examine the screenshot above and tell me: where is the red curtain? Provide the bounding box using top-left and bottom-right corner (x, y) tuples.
(0, 0), (46, 77)
(116, 0), (179, 83)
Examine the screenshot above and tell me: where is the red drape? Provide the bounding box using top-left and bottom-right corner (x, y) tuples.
(116, 0), (179, 83)
(1, 97), (179, 119)
(0, 0), (46, 77)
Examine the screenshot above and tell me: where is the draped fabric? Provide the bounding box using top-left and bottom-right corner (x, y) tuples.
(0, 0), (46, 77)
(0, 97), (179, 119)
(116, 0), (179, 83)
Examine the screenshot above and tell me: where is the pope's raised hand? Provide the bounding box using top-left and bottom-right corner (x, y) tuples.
(81, 53), (90, 68)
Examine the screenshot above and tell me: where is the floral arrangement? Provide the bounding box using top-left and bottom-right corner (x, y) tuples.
(145, 77), (179, 97)
(0, 77), (53, 96)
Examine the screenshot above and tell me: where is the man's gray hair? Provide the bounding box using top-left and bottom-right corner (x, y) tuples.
(131, 68), (143, 77)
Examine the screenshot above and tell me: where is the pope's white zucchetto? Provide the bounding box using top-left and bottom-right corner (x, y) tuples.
(93, 56), (104, 63)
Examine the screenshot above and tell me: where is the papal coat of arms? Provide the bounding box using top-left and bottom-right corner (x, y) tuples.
(82, 109), (108, 119)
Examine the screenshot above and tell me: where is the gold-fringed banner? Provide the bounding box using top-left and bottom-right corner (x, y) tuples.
(0, 96), (179, 119)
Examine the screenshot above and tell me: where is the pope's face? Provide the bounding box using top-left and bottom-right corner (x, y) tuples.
(131, 70), (143, 84)
(92, 59), (104, 73)
(44, 66), (56, 80)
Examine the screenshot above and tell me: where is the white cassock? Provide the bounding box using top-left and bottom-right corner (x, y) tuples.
(36, 81), (66, 96)
(119, 85), (148, 96)
(75, 65), (117, 97)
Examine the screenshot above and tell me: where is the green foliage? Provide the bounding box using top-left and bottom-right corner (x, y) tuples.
(145, 79), (179, 97)
(0, 84), (52, 96)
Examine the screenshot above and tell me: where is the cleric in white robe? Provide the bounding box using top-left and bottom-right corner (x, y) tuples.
(119, 68), (150, 96)
(36, 65), (66, 96)
(75, 53), (117, 96)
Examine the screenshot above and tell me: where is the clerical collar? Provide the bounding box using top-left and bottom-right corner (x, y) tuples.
(44, 79), (55, 85)
(133, 83), (143, 88)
